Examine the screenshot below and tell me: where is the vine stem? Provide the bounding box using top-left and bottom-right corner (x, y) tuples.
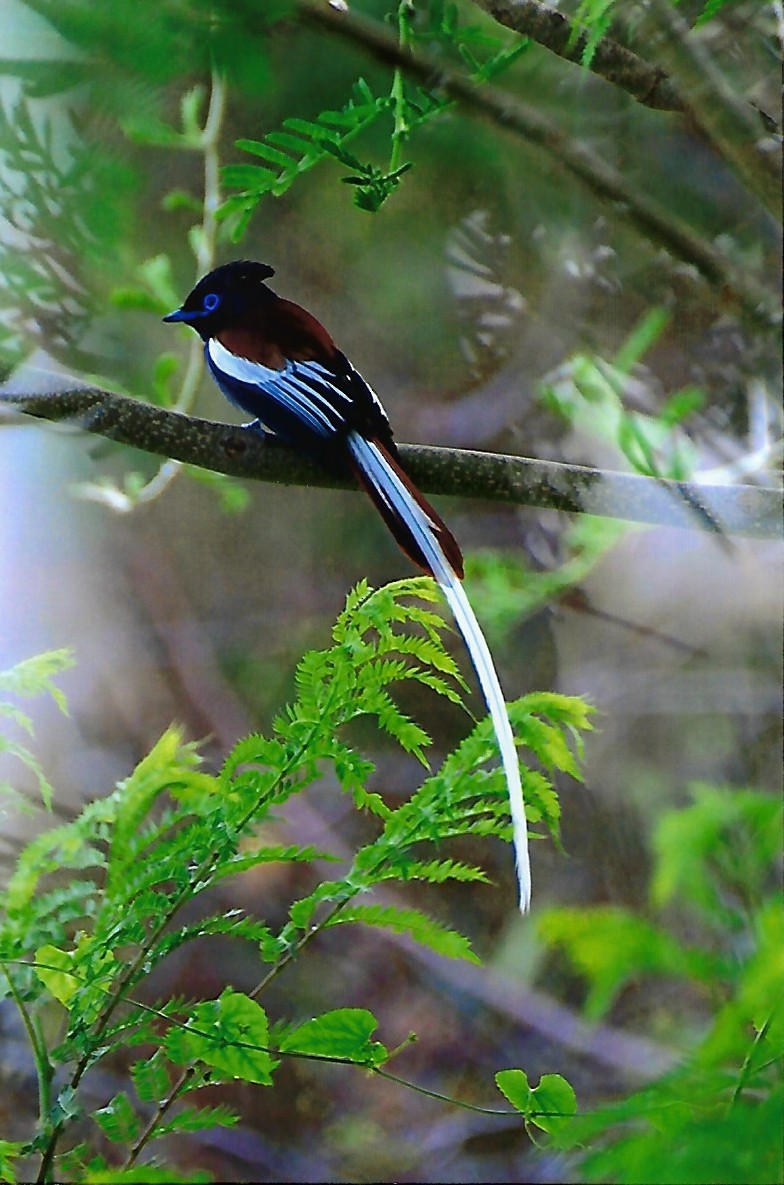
(389, 1), (415, 176)
(1, 962), (55, 1178)
(730, 1012), (775, 1110)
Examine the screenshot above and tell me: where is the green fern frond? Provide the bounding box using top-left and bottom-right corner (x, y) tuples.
(3, 801), (110, 914)
(0, 648), (74, 808)
(383, 857), (491, 885)
(207, 844), (337, 885)
(219, 79), (388, 237)
(151, 913), (279, 967)
(130, 1049), (171, 1103)
(325, 904), (480, 964)
(0, 582), (592, 1178)
(0, 648), (74, 705)
(151, 1103), (240, 1138)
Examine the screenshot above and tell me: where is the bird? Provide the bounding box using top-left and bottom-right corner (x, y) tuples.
(164, 260), (530, 911)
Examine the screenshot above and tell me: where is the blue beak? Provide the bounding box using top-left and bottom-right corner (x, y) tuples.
(163, 308), (194, 323)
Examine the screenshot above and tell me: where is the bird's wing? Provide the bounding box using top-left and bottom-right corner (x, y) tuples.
(208, 337), (356, 437)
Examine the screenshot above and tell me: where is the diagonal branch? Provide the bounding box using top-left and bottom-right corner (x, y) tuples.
(292, 0), (779, 331)
(624, 0), (780, 217)
(472, 0), (684, 111)
(2, 386), (780, 539)
(471, 0), (777, 138)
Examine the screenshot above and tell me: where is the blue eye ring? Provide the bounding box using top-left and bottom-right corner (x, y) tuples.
(203, 292), (221, 312)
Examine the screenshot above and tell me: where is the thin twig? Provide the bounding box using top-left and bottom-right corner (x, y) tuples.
(111, 69), (227, 509)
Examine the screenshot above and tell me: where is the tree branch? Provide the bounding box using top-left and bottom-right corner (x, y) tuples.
(472, 0), (684, 112)
(471, 0), (777, 140)
(292, 0), (779, 331)
(2, 387), (780, 539)
(624, 0), (780, 217)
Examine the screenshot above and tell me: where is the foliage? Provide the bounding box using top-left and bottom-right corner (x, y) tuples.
(0, 648), (74, 810)
(0, 96), (130, 376)
(0, 3), (778, 1181)
(0, 579), (592, 1181)
(536, 783), (784, 1185)
(570, 0), (744, 64)
(465, 306), (709, 646)
(220, 1), (529, 228)
(540, 306), (705, 482)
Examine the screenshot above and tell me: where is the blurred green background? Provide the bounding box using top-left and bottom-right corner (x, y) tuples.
(0, 1), (780, 1180)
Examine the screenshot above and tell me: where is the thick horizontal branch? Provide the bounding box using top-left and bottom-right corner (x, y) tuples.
(293, 0), (779, 331)
(2, 387), (780, 539)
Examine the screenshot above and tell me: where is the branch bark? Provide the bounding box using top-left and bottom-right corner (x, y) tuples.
(292, 0), (779, 331)
(472, 0), (685, 112)
(471, 0), (777, 139)
(2, 387), (780, 540)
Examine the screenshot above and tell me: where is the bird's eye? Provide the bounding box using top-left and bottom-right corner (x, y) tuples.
(202, 292), (221, 312)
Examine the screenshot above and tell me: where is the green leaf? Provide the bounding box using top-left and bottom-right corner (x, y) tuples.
(0, 1140), (25, 1185)
(234, 137), (296, 168)
(283, 117), (339, 142)
(93, 1092), (140, 1144)
(651, 784), (783, 919)
(221, 162), (279, 189)
(613, 306), (671, 374)
(496, 1069), (577, 1133)
(219, 81), (386, 227)
(130, 1049), (170, 1104)
(527, 1073), (578, 1134)
(659, 385), (704, 426)
(84, 1167), (212, 1184)
(393, 857), (491, 885)
(696, 0), (737, 26)
(0, 648), (73, 705)
(326, 904), (480, 964)
(152, 1103), (240, 1137)
(166, 989), (276, 1085)
(537, 906), (720, 1019)
(0, 736), (55, 810)
(106, 727), (212, 895)
(496, 1067), (534, 1112)
(34, 944), (79, 1005)
(280, 1008), (386, 1066)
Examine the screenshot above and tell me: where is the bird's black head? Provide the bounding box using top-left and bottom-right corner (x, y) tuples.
(163, 260), (276, 338)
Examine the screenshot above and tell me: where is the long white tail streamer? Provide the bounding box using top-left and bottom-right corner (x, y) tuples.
(347, 432), (531, 911)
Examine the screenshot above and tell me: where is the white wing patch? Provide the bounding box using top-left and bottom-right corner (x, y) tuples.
(208, 338), (351, 437)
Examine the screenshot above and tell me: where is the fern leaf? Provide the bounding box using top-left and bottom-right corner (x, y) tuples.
(0, 647), (74, 707)
(131, 1049), (171, 1103)
(93, 1091), (140, 1143)
(234, 138), (294, 168)
(151, 1103), (239, 1137)
(386, 857), (491, 885)
(325, 904), (480, 964)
